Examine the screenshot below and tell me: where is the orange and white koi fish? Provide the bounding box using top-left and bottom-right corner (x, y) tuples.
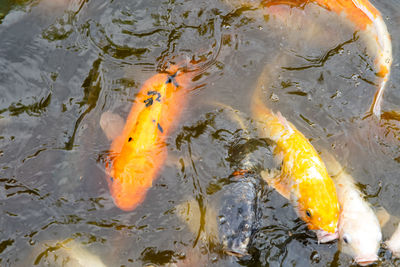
(321, 150), (381, 266)
(104, 66), (192, 211)
(226, 0), (392, 118)
(253, 62), (340, 242)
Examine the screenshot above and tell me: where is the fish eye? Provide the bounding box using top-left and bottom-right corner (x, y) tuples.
(343, 234), (351, 244)
(306, 210), (312, 218)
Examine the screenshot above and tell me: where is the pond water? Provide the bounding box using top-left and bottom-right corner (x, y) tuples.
(1, 0), (400, 266)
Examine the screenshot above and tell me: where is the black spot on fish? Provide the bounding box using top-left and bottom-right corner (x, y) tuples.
(110, 177), (114, 182)
(157, 123), (164, 133)
(147, 91), (161, 102)
(152, 120), (155, 123)
(128, 137), (133, 142)
(166, 72), (179, 87)
(144, 97), (153, 107)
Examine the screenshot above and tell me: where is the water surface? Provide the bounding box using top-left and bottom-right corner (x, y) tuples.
(0, 0), (400, 266)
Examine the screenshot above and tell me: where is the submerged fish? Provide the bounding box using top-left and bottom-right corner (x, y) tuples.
(225, 0), (392, 118)
(218, 170), (259, 257)
(29, 239), (107, 267)
(105, 65), (192, 211)
(175, 197), (219, 245)
(175, 170), (259, 258)
(253, 63), (340, 242)
(321, 150), (382, 266)
(174, 106), (261, 257)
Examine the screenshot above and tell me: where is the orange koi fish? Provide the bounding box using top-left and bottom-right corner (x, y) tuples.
(106, 65), (192, 211)
(252, 62), (340, 242)
(228, 0), (392, 117)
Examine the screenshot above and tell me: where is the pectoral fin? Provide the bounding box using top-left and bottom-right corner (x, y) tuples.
(100, 111), (125, 141)
(261, 169), (290, 200)
(376, 206), (391, 228)
(320, 149), (343, 176)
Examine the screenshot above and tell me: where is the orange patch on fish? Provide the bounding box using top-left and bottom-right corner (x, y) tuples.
(106, 66), (192, 211)
(314, 0), (379, 30)
(262, 0), (377, 30)
(376, 64), (389, 78)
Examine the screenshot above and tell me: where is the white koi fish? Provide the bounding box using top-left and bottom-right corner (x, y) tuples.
(322, 150), (382, 266)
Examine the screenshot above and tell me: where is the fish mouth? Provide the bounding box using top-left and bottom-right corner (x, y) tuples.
(315, 230), (339, 243)
(355, 255), (378, 266)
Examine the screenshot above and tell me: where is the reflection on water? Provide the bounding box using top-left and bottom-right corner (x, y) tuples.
(0, 0), (400, 266)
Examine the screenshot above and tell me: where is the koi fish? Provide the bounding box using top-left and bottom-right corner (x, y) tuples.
(105, 65), (192, 211)
(225, 0), (392, 117)
(175, 197), (219, 245)
(218, 170), (259, 257)
(386, 222), (400, 258)
(321, 150), (381, 266)
(175, 170), (259, 258)
(253, 62), (340, 242)
(372, 203), (400, 258)
(27, 239), (107, 267)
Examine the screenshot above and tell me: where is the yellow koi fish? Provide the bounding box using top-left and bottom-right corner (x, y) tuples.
(252, 62), (340, 242)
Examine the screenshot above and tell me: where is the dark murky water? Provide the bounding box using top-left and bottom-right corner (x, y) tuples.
(1, 0), (400, 266)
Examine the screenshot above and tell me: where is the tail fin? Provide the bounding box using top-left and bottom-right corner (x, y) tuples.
(367, 12), (392, 117)
(251, 62), (275, 120)
(251, 55), (289, 121)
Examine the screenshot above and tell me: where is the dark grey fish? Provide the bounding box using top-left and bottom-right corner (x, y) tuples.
(218, 170), (259, 257)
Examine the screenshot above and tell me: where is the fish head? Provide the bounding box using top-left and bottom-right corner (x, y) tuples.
(292, 168), (340, 240)
(338, 199), (381, 266)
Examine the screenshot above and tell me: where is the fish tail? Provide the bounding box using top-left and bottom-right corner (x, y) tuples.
(251, 63), (275, 120)
(209, 101), (250, 134)
(368, 77), (388, 118)
(368, 15), (392, 118)
(251, 56), (295, 141)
